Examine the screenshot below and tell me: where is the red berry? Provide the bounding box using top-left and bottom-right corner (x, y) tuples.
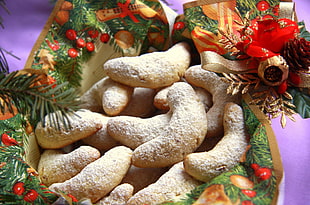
(241, 189), (257, 198)
(46, 39), (60, 51)
(278, 81), (288, 94)
(173, 22), (185, 30)
(1, 133), (18, 146)
(23, 189), (39, 202)
(68, 48), (78, 58)
(12, 182), (25, 195)
(289, 72), (301, 85)
(86, 42), (95, 52)
(250, 163), (260, 170)
(242, 200), (255, 205)
(66, 29), (77, 40)
(256, 0), (270, 11)
(88, 30), (99, 38)
(255, 167), (272, 180)
(76, 38), (86, 48)
(100, 33), (110, 43)
(272, 5), (280, 15)
(52, 40), (60, 51)
(262, 14), (273, 19)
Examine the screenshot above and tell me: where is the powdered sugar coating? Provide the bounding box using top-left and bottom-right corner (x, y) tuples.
(185, 65), (241, 138)
(121, 165), (168, 193)
(35, 109), (103, 149)
(103, 42), (191, 89)
(80, 77), (134, 116)
(38, 146), (100, 186)
(127, 162), (202, 205)
(107, 113), (170, 149)
(132, 82), (208, 168)
(120, 87), (157, 117)
(98, 183), (134, 205)
(49, 146), (133, 203)
(82, 114), (119, 151)
(184, 103), (248, 182)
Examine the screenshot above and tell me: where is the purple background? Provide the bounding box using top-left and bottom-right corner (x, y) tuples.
(0, 0), (309, 204)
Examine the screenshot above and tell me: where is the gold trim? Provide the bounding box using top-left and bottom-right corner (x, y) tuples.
(201, 51), (257, 74)
(183, 0), (233, 10)
(243, 93), (284, 205)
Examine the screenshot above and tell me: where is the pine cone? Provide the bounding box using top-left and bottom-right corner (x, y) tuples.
(282, 37), (310, 72)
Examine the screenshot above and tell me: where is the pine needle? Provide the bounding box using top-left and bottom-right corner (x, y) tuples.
(0, 71), (80, 130)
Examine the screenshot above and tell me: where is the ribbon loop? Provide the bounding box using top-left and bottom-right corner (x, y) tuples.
(117, 0), (139, 23)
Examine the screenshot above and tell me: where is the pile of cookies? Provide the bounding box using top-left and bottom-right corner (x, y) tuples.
(35, 42), (248, 204)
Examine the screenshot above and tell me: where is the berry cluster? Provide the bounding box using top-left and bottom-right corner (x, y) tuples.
(65, 29), (111, 58)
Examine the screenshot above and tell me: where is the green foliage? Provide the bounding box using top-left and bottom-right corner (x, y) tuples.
(0, 49), (8, 74)
(288, 87), (310, 118)
(0, 71), (80, 129)
(299, 21), (310, 41)
(184, 6), (218, 33)
(237, 0), (279, 19)
(0, 145), (58, 204)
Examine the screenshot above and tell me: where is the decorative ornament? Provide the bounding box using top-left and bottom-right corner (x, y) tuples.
(202, 7), (310, 128)
(95, 0), (160, 23)
(114, 30), (135, 49)
(54, 1), (73, 26)
(282, 37), (310, 72)
(1, 133), (18, 146)
(257, 55), (288, 86)
(37, 49), (56, 71)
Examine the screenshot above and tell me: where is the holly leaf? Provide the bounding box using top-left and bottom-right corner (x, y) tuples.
(299, 21), (310, 41)
(287, 87), (310, 118)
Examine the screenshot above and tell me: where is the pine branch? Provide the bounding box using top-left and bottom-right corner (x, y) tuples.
(0, 49), (8, 74)
(0, 71), (80, 129)
(0, 0), (9, 29)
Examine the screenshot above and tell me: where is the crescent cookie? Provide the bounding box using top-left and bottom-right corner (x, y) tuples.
(103, 42), (191, 89)
(38, 146), (100, 186)
(127, 162), (202, 205)
(49, 146), (133, 203)
(80, 76), (134, 116)
(107, 114), (170, 149)
(184, 103), (248, 182)
(35, 109), (103, 149)
(82, 114), (119, 152)
(132, 82), (208, 168)
(119, 87), (157, 117)
(185, 65), (241, 138)
(98, 183), (134, 205)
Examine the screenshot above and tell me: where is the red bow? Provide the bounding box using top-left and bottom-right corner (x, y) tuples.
(117, 0), (139, 23)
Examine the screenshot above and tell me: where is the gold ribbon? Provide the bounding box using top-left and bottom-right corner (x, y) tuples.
(298, 71), (310, 88)
(201, 51), (257, 74)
